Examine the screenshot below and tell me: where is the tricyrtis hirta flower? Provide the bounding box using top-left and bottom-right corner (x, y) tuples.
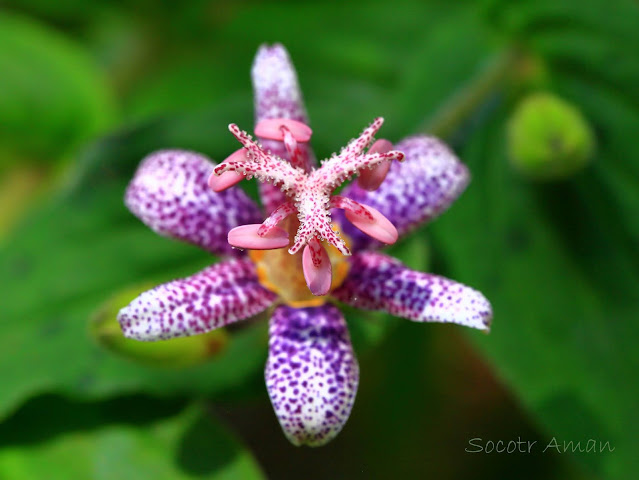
(118, 44), (493, 447)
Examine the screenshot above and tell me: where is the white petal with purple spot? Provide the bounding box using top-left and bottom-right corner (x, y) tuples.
(252, 43), (308, 123)
(252, 43), (315, 212)
(118, 259), (277, 340)
(333, 252), (492, 331)
(125, 150), (262, 257)
(265, 304), (359, 447)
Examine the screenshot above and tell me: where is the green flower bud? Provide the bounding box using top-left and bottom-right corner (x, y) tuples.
(508, 92), (595, 180)
(90, 283), (228, 368)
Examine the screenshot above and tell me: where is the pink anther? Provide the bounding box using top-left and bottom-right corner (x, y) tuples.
(209, 170), (244, 192)
(344, 204), (398, 245)
(357, 139), (393, 191)
(228, 224), (290, 250)
(208, 148), (249, 192)
(255, 118), (313, 142)
(302, 238), (332, 296)
(330, 196), (374, 221)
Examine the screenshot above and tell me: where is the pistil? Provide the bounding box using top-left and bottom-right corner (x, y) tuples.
(209, 117), (404, 297)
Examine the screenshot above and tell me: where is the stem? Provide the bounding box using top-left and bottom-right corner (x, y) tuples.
(0, 164), (49, 240)
(422, 48), (521, 139)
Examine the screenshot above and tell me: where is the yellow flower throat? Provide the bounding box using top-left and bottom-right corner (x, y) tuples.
(249, 217), (350, 307)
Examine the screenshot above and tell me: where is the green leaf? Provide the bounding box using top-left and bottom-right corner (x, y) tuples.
(432, 88), (639, 480)
(0, 404), (264, 480)
(392, 8), (498, 137)
(0, 12), (115, 166)
(422, 4), (639, 478)
(0, 102), (269, 421)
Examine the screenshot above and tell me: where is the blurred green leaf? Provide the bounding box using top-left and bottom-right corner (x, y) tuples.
(392, 8), (498, 137)
(0, 405), (264, 480)
(122, 56), (247, 122)
(437, 108), (639, 480)
(0, 165), (46, 237)
(429, 3), (639, 479)
(0, 12), (115, 166)
(4, 0), (104, 22)
(0, 101), (268, 421)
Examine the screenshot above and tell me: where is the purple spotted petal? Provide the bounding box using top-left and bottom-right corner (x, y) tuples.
(337, 136), (469, 251)
(118, 258), (277, 340)
(125, 150), (263, 257)
(265, 304), (359, 447)
(252, 43), (308, 125)
(252, 43), (315, 213)
(333, 252), (492, 331)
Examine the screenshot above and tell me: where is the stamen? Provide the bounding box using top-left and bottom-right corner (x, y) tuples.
(258, 202), (297, 236)
(228, 224), (290, 250)
(208, 170), (245, 192)
(218, 124), (305, 192)
(208, 148), (249, 192)
(255, 118), (313, 142)
(330, 196), (374, 221)
(281, 126), (306, 170)
(357, 139), (393, 191)
(302, 238), (332, 296)
(330, 196), (397, 244)
(315, 118), (404, 189)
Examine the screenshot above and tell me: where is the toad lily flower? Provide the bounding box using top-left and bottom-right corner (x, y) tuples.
(118, 44), (492, 447)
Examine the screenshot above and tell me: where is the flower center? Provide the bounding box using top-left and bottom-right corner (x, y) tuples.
(249, 217), (350, 307)
(209, 117), (405, 297)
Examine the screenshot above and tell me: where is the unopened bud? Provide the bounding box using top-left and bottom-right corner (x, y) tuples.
(91, 283), (228, 368)
(508, 92), (595, 180)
